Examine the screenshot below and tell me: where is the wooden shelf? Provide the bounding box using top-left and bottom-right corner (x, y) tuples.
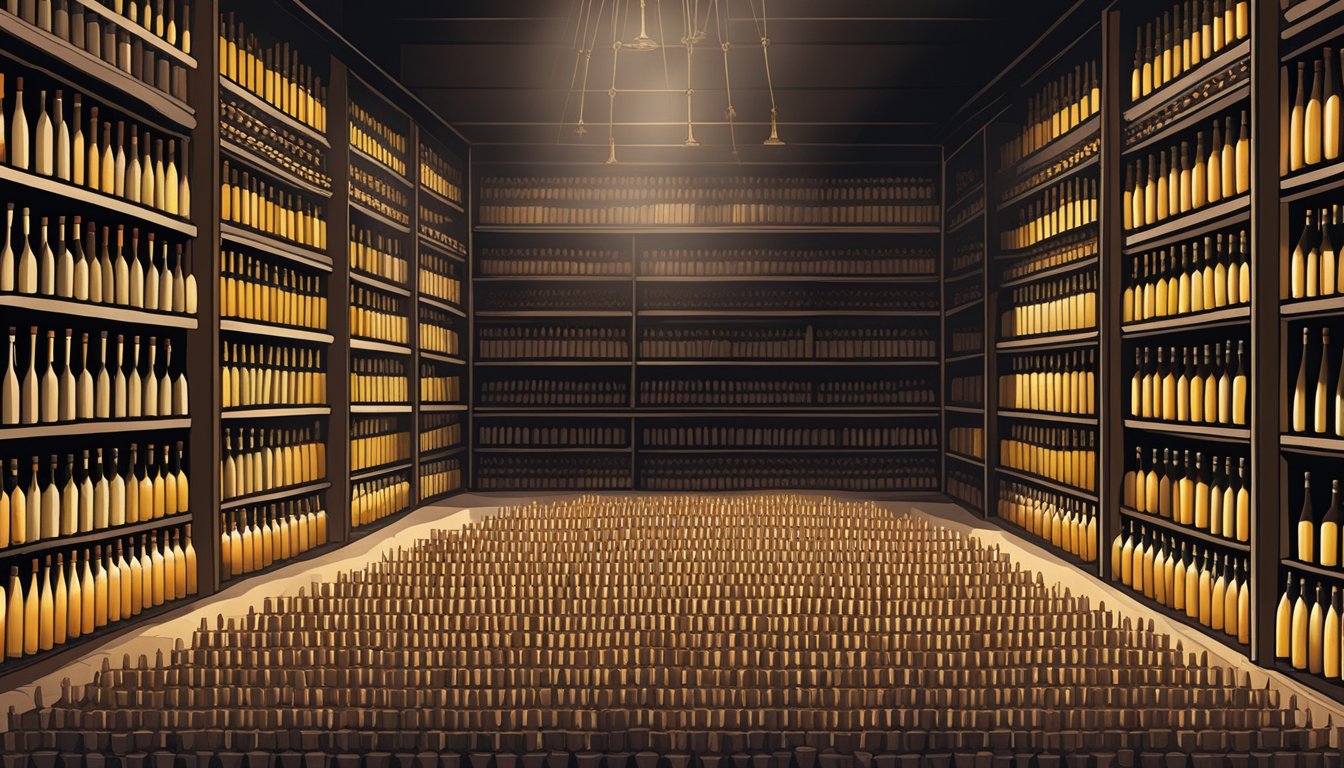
(350, 338), (412, 355)
(1281, 159), (1344, 203)
(350, 200), (412, 234)
(1005, 116), (1100, 180)
(639, 447), (938, 455)
(995, 330), (1099, 352)
(220, 78), (329, 148)
(1123, 419), (1250, 442)
(639, 309), (940, 318)
(1281, 433), (1344, 456)
(476, 360), (630, 367)
(420, 351), (466, 365)
(945, 351), (986, 364)
(221, 407), (330, 420)
(219, 319), (334, 344)
(0, 12), (195, 129)
(420, 404), (468, 412)
(477, 275), (632, 283)
(350, 271), (411, 297)
(996, 224), (1099, 263)
(1283, 0), (1344, 41)
(0, 294), (197, 329)
(1120, 305), (1252, 338)
(1120, 506), (1251, 553)
(478, 446), (631, 454)
(72, 0), (195, 67)
(999, 255), (1099, 290)
(997, 410), (1099, 426)
(476, 408), (940, 418)
(997, 154), (1099, 212)
(995, 467), (1098, 502)
(220, 481), (333, 512)
(0, 417), (190, 441)
(636, 359), (940, 367)
(220, 223), (333, 272)
(1122, 195), (1250, 252)
(419, 236), (468, 260)
(420, 184), (465, 213)
(943, 266), (984, 283)
(947, 180), (984, 211)
(475, 225), (943, 235)
(0, 164), (196, 236)
(944, 297), (984, 318)
(476, 310), (631, 318)
(1281, 294), (1344, 318)
(350, 404), (413, 414)
(350, 146), (411, 187)
(1281, 558), (1344, 583)
(220, 139), (333, 200)
(945, 405), (985, 415)
(946, 452), (985, 468)
(420, 446), (467, 462)
(419, 296), (466, 316)
(350, 461), (413, 483)
(1123, 39), (1250, 125)
(1123, 79), (1250, 157)
(0, 513), (190, 563)
(945, 208), (984, 237)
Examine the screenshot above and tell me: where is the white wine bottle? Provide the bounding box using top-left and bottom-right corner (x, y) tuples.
(1295, 328), (1311, 433)
(1317, 329), (1331, 434)
(1323, 479), (1342, 568)
(1301, 471), (1317, 564)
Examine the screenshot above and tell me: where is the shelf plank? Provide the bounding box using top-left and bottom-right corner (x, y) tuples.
(419, 236), (468, 260)
(0, 513), (189, 563)
(476, 360), (630, 367)
(1123, 39), (1250, 125)
(1122, 195), (1250, 251)
(996, 225), (1099, 262)
(638, 309), (940, 318)
(636, 274), (940, 284)
(1281, 558), (1344, 584)
(1120, 506), (1251, 553)
(420, 184), (465, 213)
(999, 255), (1099, 290)
(0, 417), (190, 441)
(1281, 433), (1344, 455)
(476, 310), (631, 318)
(1281, 159), (1344, 203)
(350, 404), (413, 414)
(349, 461), (413, 483)
(474, 225), (943, 235)
(419, 445), (467, 462)
(635, 359), (939, 367)
(475, 408), (941, 417)
(0, 164), (196, 236)
(220, 223), (333, 272)
(944, 298), (984, 318)
(349, 146), (411, 187)
(1005, 116), (1100, 180)
(219, 319), (334, 344)
(947, 181), (984, 211)
(995, 330), (1099, 352)
(419, 295), (466, 316)
(1123, 79), (1250, 157)
(350, 338), (412, 355)
(220, 481), (333, 511)
(0, 12), (195, 129)
(638, 447), (938, 455)
(997, 154), (1100, 212)
(350, 200), (412, 234)
(221, 406), (330, 420)
(477, 446), (631, 454)
(944, 208), (984, 237)
(1283, 0), (1344, 56)
(1280, 294), (1344, 318)
(1124, 419), (1250, 442)
(944, 405), (985, 415)
(477, 275), (632, 283)
(946, 452), (985, 468)
(71, 0), (195, 67)
(945, 351), (986, 364)
(1120, 305), (1252, 338)
(419, 404), (468, 412)
(220, 78), (329, 148)
(995, 467), (1098, 502)
(220, 139), (333, 200)
(997, 410), (1099, 426)
(350, 271), (411, 297)
(420, 351), (467, 365)
(0, 294), (197, 329)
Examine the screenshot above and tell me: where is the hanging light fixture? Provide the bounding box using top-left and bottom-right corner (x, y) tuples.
(754, 0), (784, 145)
(623, 0), (660, 50)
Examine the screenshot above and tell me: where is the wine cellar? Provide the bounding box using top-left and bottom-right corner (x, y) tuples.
(9, 0), (1344, 761)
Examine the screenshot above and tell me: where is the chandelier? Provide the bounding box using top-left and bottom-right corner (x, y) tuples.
(564, 0), (785, 163)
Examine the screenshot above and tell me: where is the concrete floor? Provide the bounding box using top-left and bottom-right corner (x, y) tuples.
(2, 491), (1342, 732)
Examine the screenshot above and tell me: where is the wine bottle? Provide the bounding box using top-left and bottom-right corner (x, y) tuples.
(1, 329), (17, 425)
(0, 204), (13, 293)
(1310, 59), (1325, 167)
(1293, 61), (1308, 173)
(1301, 471), (1317, 564)
(11, 78), (27, 172)
(1318, 329), (1332, 434)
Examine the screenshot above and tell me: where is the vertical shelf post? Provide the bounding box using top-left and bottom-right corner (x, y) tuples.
(1098, 8), (1124, 582)
(326, 57), (352, 544)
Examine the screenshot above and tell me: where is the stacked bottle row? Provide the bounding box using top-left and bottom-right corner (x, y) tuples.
(0, 442), (187, 546)
(0, 207), (197, 313)
(219, 341), (325, 409)
(640, 284), (938, 313)
(349, 222), (407, 286)
(349, 165), (409, 228)
(999, 177), (1098, 252)
(350, 355), (408, 406)
(1121, 446), (1250, 542)
(477, 247), (628, 277)
(1111, 522), (1250, 645)
(948, 426), (983, 459)
(999, 230), (1097, 284)
(478, 325), (627, 360)
(998, 61), (1100, 169)
(475, 454), (630, 491)
(999, 139), (1100, 207)
(949, 373), (984, 406)
(348, 285), (407, 346)
(218, 12), (327, 134)
(1129, 0), (1249, 104)
(946, 462), (984, 511)
(220, 100), (329, 192)
(1123, 113), (1251, 232)
(946, 197), (984, 233)
(418, 364), (461, 404)
(420, 412), (462, 453)
(419, 249), (461, 306)
(640, 247), (936, 278)
(1283, 48), (1343, 177)
(1128, 340), (1248, 426)
(999, 273), (1098, 338)
(479, 425), (626, 448)
(1290, 473), (1344, 571)
(1276, 574), (1344, 678)
(418, 307), (460, 356)
(946, 279), (982, 309)
(1000, 423), (1097, 493)
(948, 237), (984, 276)
(998, 351), (1097, 415)
(419, 457), (462, 501)
(1289, 326), (1344, 436)
(219, 249), (326, 330)
(219, 495), (327, 581)
(0, 74), (190, 216)
(1124, 230), (1250, 323)
(639, 326), (937, 360)
(476, 285), (627, 313)
(477, 377), (627, 408)
(350, 471), (410, 529)
(219, 424), (324, 502)
(0, 525), (196, 661)
(419, 143), (463, 206)
(349, 415), (408, 473)
(2, 327), (187, 424)
(948, 328), (984, 356)
(637, 377), (936, 407)
(639, 455), (937, 492)
(419, 204), (464, 256)
(349, 100), (406, 176)
(220, 161), (327, 250)
(1287, 209), (1344, 301)
(997, 482), (1098, 563)
(640, 425), (937, 450)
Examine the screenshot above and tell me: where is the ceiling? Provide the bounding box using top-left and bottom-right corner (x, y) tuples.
(334, 0), (1083, 165)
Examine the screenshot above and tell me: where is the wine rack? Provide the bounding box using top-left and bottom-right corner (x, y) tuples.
(944, 132), (988, 509)
(219, 489), (327, 581)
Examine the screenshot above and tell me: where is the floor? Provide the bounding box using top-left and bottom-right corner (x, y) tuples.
(2, 491), (1342, 732)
